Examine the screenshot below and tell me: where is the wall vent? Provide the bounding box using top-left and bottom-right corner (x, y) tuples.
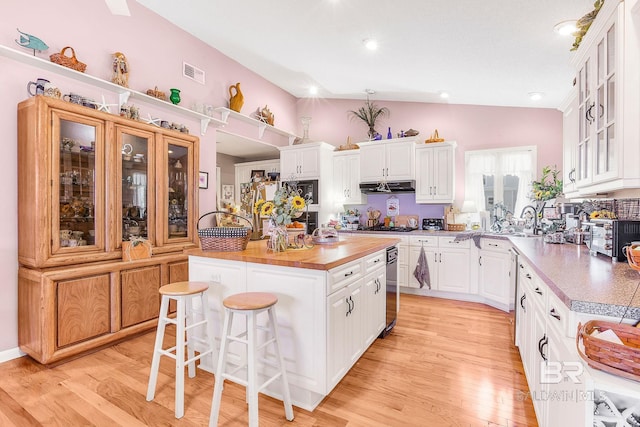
(183, 62), (205, 84)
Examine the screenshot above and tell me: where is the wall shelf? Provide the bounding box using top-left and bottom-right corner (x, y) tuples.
(214, 107), (299, 145)
(1, 44), (226, 135)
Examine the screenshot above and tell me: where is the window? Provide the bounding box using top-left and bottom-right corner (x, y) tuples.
(465, 147), (536, 219)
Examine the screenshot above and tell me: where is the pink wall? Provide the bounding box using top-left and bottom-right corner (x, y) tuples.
(0, 0), (298, 355)
(0, 0), (562, 356)
(297, 98), (563, 204)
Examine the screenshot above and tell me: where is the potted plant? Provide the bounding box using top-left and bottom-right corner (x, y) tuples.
(348, 98), (389, 140)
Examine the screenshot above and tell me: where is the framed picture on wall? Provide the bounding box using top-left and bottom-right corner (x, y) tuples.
(199, 171), (209, 189)
(222, 184), (234, 201)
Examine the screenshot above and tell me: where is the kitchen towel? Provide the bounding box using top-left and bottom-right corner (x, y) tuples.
(454, 231), (483, 249)
(413, 246), (430, 289)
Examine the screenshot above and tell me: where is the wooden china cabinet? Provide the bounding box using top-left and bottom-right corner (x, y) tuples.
(17, 96), (199, 364)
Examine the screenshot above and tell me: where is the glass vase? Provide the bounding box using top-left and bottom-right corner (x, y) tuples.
(169, 88), (181, 105)
(266, 225), (289, 252)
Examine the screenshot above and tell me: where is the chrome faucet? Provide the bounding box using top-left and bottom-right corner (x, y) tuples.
(520, 205), (539, 234)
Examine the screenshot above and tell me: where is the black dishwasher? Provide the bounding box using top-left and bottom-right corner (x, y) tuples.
(379, 246), (398, 338)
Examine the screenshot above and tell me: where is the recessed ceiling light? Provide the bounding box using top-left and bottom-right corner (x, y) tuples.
(528, 92), (544, 101)
(439, 91), (450, 99)
(309, 86), (318, 95)
(554, 20), (577, 36)
(363, 39), (378, 51)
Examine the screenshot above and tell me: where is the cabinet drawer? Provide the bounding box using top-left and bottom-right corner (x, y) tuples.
(438, 236), (470, 249)
(480, 238), (511, 252)
(546, 289), (569, 338)
(364, 250), (385, 273)
(520, 263), (547, 312)
(409, 235), (438, 247)
(327, 258), (362, 295)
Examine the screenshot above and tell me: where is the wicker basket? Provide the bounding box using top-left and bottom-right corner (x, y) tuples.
(197, 211), (252, 252)
(576, 320), (640, 382)
(50, 47), (87, 72)
(146, 86), (167, 101)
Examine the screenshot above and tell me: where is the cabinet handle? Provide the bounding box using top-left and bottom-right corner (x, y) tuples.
(479, 256), (482, 266)
(534, 287), (543, 295)
(549, 308), (561, 321)
(538, 334), (548, 362)
(488, 243), (498, 247)
(349, 296), (355, 312)
(438, 253), (442, 263)
(345, 297), (353, 316)
(569, 168), (576, 183)
(386, 167), (389, 176)
(520, 294), (526, 311)
(373, 258), (381, 264)
(344, 271), (354, 277)
(586, 103), (595, 123)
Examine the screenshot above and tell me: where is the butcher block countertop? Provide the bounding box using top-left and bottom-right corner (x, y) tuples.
(185, 235), (400, 271)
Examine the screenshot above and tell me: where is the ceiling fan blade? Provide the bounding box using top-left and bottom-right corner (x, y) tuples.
(105, 0), (131, 16)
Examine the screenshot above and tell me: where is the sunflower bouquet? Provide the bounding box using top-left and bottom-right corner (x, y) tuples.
(254, 184), (307, 251)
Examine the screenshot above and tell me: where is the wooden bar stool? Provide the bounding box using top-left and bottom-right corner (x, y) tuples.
(146, 281), (215, 419)
(209, 292), (294, 427)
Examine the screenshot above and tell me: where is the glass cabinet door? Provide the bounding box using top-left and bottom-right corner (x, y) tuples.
(118, 126), (153, 247)
(594, 22), (616, 180)
(164, 138), (194, 243)
(52, 111), (104, 254)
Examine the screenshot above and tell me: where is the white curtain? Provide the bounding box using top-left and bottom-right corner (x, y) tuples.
(465, 152), (495, 212)
(501, 150), (534, 217)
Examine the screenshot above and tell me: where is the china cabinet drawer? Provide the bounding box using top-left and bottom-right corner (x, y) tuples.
(327, 258), (363, 295)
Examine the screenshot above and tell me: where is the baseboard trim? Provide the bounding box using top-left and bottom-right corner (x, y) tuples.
(0, 347), (25, 364)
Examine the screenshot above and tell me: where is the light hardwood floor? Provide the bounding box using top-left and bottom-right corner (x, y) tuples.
(0, 294), (537, 426)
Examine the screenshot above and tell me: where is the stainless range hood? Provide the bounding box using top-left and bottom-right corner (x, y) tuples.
(359, 180), (416, 194)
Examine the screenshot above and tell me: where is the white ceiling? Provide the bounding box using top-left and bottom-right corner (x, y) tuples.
(137, 0), (595, 109)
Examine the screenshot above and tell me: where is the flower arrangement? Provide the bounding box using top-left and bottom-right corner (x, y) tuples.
(530, 165), (563, 201)
(348, 97), (390, 140)
(254, 184), (306, 227)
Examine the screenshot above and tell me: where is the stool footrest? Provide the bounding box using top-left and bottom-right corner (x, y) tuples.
(184, 319), (208, 332)
(256, 337), (276, 352)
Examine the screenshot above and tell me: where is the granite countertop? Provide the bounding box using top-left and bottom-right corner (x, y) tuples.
(343, 229), (640, 319)
(508, 236), (640, 320)
(186, 235), (400, 271)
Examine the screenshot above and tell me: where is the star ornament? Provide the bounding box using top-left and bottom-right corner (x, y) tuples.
(145, 114), (161, 127)
(96, 95), (118, 113)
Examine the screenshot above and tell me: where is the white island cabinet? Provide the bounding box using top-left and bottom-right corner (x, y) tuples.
(186, 236), (397, 411)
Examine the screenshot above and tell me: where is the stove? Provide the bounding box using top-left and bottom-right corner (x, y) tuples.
(361, 225), (417, 232)
(422, 218), (444, 231)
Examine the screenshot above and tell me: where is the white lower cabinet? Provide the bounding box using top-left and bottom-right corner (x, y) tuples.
(189, 250), (386, 411)
(478, 239), (512, 308)
(407, 236), (470, 293)
(516, 258), (595, 427)
(363, 258), (386, 347)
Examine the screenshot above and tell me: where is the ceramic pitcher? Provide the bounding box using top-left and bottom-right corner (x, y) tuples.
(229, 82), (244, 113)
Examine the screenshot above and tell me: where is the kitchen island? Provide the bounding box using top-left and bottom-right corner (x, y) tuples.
(185, 235), (399, 411)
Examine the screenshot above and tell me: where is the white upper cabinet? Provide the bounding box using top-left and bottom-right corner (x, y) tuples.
(333, 151), (366, 206)
(568, 0), (640, 195)
(279, 141), (333, 180)
(357, 137), (416, 183)
(415, 141), (456, 204)
(560, 88), (579, 197)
